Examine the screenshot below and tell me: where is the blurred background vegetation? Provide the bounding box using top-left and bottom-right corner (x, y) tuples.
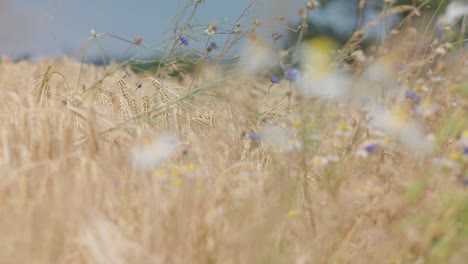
(119, 0), (453, 75)
(286, 0), (449, 46)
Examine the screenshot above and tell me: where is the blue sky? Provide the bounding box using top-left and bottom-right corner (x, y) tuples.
(0, 0), (394, 59)
(2, 0), (261, 58)
(0, 0), (256, 56)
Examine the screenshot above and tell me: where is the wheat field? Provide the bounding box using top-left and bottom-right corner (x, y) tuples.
(0, 1), (468, 263)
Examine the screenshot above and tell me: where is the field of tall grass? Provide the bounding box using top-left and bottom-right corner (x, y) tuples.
(0, 0), (467, 263)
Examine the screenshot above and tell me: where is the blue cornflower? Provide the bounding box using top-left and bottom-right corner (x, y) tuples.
(284, 68), (300, 82)
(209, 41), (217, 49)
(270, 75), (280, 84)
(364, 143), (378, 154)
(180, 35), (189, 46)
(206, 41), (217, 52)
(249, 132), (260, 142)
(405, 90), (421, 105)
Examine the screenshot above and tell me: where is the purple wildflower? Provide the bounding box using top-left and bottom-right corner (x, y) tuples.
(270, 75), (280, 84)
(206, 41), (217, 52)
(463, 146), (468, 155)
(364, 143), (378, 154)
(249, 132), (260, 142)
(180, 35), (189, 46)
(284, 68), (300, 82)
(136, 82), (142, 88)
(209, 42), (217, 49)
(405, 90), (421, 105)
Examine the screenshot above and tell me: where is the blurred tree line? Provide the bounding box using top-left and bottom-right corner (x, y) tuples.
(128, 0), (454, 74)
(286, 0), (450, 46)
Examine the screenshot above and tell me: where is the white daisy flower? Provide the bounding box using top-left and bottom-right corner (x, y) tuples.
(130, 132), (179, 170)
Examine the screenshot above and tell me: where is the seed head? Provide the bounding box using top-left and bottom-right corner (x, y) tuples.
(205, 23), (218, 35)
(134, 37), (142, 45)
(359, 0), (365, 9)
(272, 32), (283, 41)
(253, 19), (261, 27)
(306, 2), (316, 11)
